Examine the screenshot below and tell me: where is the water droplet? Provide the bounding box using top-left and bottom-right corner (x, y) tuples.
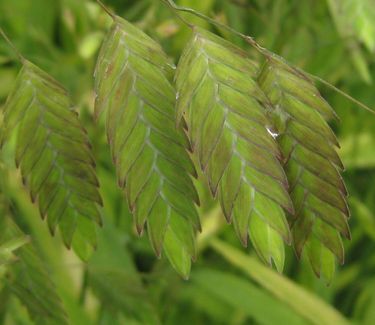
(266, 127), (279, 139)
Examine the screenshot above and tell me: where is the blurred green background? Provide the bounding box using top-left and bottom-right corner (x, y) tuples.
(1, 0), (375, 324)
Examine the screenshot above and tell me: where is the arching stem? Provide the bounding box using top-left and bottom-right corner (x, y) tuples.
(96, 0), (116, 20)
(312, 75), (375, 116)
(160, 0), (194, 29)
(0, 28), (25, 63)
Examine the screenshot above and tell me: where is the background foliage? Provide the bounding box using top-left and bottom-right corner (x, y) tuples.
(0, 0), (375, 324)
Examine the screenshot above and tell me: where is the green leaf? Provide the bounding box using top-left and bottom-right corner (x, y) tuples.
(258, 58), (349, 283)
(327, 0), (373, 83)
(87, 221), (160, 324)
(94, 16), (199, 277)
(211, 239), (351, 325)
(0, 190), (29, 265)
(0, 216), (68, 325)
(0, 234), (30, 266)
(328, 0), (375, 52)
(192, 268), (309, 325)
(88, 268), (160, 324)
(175, 27), (293, 270)
(1, 60), (102, 260)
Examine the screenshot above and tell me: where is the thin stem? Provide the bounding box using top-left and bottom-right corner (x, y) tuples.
(96, 0), (115, 20)
(160, 0), (194, 29)
(161, 0), (268, 56)
(312, 75), (375, 116)
(0, 28), (25, 63)
(162, 0), (375, 117)
(163, 0), (244, 36)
